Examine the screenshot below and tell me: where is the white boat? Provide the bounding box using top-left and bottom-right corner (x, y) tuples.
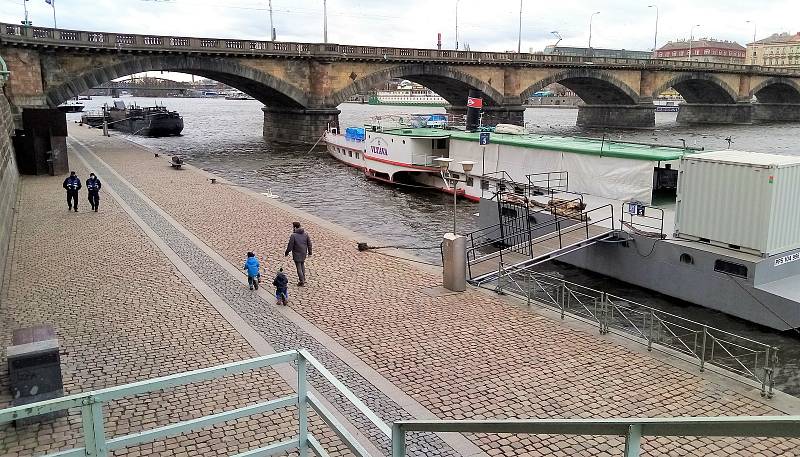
(325, 113), (800, 331)
(654, 97), (682, 112)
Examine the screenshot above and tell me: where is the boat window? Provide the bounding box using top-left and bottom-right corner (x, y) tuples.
(451, 173), (460, 180)
(466, 177), (474, 187)
(349, 151), (353, 157)
(481, 180), (490, 190)
(356, 152), (360, 159)
(714, 260), (748, 278)
(680, 253), (694, 264)
(435, 139), (448, 149)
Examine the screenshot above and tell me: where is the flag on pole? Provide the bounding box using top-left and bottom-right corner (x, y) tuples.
(45, 0), (53, 4)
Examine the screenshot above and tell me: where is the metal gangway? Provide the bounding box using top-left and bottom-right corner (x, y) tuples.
(466, 172), (617, 284)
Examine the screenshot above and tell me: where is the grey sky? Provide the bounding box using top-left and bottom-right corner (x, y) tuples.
(3, 0), (798, 51)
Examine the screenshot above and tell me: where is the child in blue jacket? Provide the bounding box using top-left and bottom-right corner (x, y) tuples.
(243, 252), (260, 290)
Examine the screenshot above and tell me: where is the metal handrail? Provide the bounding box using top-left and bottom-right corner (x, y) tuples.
(495, 270), (779, 397)
(391, 416), (800, 457)
(0, 349), (388, 457)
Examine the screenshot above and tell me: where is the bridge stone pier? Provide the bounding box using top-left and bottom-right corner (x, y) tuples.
(1, 24), (800, 154)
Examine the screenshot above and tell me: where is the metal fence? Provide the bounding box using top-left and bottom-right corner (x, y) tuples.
(0, 349), (390, 457)
(494, 269), (779, 397)
(391, 416), (800, 457)
(2, 348), (797, 457)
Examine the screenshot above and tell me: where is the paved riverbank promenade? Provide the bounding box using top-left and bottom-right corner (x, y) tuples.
(2, 125), (799, 456)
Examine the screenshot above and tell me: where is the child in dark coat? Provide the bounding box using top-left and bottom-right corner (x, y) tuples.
(273, 268), (289, 305)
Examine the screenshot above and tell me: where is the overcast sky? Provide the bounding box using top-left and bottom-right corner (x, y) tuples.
(3, 0), (798, 80)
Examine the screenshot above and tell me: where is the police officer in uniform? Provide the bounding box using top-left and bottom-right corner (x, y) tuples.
(62, 171), (82, 212)
(86, 173), (102, 212)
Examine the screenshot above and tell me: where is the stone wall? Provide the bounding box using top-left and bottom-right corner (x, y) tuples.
(0, 86), (20, 285)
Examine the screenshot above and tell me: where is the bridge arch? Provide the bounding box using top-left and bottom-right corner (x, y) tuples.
(519, 69), (640, 105)
(328, 64), (505, 107)
(45, 55), (309, 108)
(652, 73), (738, 104)
(750, 78), (800, 104)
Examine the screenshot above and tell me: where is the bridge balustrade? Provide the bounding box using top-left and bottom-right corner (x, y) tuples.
(116, 34), (135, 46)
(1, 22), (799, 77)
(87, 32), (105, 43)
(143, 36), (163, 45)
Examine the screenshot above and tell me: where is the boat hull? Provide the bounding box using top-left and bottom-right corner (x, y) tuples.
(58, 105), (85, 113)
(109, 113), (184, 136)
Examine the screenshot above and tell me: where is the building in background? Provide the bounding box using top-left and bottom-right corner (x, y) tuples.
(747, 32), (800, 68)
(543, 46), (652, 60)
(656, 39), (746, 64)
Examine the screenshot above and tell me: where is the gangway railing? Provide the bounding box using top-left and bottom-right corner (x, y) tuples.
(620, 201), (666, 239)
(526, 170), (569, 195)
(0, 349), (390, 457)
(467, 203), (615, 282)
(391, 416), (800, 457)
(492, 270), (779, 397)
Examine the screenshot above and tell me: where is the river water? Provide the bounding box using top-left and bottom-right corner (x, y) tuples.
(69, 97), (800, 395)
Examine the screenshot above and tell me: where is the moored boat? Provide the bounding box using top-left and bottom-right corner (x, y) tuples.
(325, 111), (800, 330)
(107, 101), (183, 137)
(58, 100), (85, 113)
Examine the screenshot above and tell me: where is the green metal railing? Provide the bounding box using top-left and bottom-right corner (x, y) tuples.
(0, 349), (390, 457)
(2, 348), (799, 456)
(391, 416), (800, 457)
(494, 269), (780, 397)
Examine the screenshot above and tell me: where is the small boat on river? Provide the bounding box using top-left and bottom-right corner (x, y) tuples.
(57, 100), (85, 113)
(107, 101), (183, 137)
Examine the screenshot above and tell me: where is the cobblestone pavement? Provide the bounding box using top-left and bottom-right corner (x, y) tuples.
(67, 125), (800, 457)
(0, 152), (349, 455)
(66, 132), (458, 457)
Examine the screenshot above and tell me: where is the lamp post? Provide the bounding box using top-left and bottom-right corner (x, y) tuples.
(746, 20), (757, 64)
(517, 0), (523, 54)
(648, 5), (659, 55)
(588, 11), (600, 57)
(22, 0), (30, 26)
(323, 0), (328, 43)
(435, 158), (474, 235)
(688, 24), (701, 62)
(268, 0), (275, 41)
(455, 0), (460, 50)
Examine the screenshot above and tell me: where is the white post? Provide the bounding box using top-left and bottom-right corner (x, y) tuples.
(517, 0), (522, 54)
(297, 352), (309, 455)
(50, 0), (57, 29)
(323, 0), (328, 43)
(455, 0), (459, 50)
(269, 0), (275, 41)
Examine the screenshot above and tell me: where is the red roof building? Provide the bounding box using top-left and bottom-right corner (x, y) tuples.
(656, 39), (746, 64)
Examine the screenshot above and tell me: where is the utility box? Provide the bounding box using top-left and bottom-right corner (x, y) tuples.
(675, 150), (800, 257)
(442, 233), (467, 292)
(7, 325), (65, 426)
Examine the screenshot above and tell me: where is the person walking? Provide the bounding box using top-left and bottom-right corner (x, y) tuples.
(285, 221), (312, 286)
(62, 171), (82, 212)
(273, 267), (289, 305)
(243, 251), (261, 290)
(86, 173), (102, 212)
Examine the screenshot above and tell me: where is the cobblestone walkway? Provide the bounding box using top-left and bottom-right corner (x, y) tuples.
(3, 124), (799, 457)
(68, 125), (800, 457)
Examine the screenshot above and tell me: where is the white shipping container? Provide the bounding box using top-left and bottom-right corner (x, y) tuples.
(675, 150), (800, 257)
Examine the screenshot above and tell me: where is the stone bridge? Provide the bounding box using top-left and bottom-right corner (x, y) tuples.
(2, 23), (800, 146)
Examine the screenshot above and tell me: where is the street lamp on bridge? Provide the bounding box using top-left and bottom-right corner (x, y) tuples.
(688, 24), (701, 62)
(647, 4), (659, 54)
(746, 20), (757, 65)
(455, 0), (460, 51)
(588, 11), (600, 57)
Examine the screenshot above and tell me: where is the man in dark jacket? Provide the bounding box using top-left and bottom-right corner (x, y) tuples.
(62, 171), (82, 212)
(285, 221), (312, 286)
(86, 173), (102, 212)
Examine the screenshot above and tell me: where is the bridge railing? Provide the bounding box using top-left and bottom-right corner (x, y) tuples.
(3, 23), (800, 76)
